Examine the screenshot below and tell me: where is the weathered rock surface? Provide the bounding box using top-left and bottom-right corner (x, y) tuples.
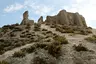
(45, 10), (87, 27)
(38, 16), (43, 24)
(21, 11), (34, 25)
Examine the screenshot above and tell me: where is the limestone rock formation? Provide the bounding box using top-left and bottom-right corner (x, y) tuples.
(38, 16), (43, 24)
(45, 10), (87, 27)
(21, 11), (34, 25)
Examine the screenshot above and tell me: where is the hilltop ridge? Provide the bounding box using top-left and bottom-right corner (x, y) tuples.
(0, 10), (96, 64)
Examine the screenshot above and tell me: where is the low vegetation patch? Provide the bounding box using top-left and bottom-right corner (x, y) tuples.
(0, 28), (2, 32)
(55, 26), (74, 33)
(24, 46), (35, 53)
(0, 60), (9, 64)
(42, 29), (47, 31)
(55, 27), (63, 32)
(13, 51), (25, 58)
(0, 38), (32, 55)
(50, 25), (56, 28)
(21, 43), (48, 54)
(32, 56), (47, 64)
(26, 23), (31, 30)
(73, 44), (88, 52)
(79, 30), (88, 35)
(35, 43), (48, 49)
(85, 35), (96, 43)
(53, 35), (68, 44)
(46, 31), (52, 34)
(64, 29), (74, 33)
(20, 42), (61, 58)
(48, 42), (61, 58)
(55, 25), (92, 35)
(34, 23), (41, 31)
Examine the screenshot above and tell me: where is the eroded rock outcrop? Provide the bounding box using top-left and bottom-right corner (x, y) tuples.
(45, 10), (87, 27)
(21, 11), (34, 25)
(38, 16), (43, 24)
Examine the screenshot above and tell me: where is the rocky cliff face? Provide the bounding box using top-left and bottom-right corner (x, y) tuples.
(45, 10), (87, 27)
(20, 10), (87, 28)
(21, 11), (34, 25)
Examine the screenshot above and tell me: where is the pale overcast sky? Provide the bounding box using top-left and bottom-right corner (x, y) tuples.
(0, 0), (96, 28)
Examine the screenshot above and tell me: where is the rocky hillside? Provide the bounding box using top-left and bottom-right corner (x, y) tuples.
(0, 10), (96, 64)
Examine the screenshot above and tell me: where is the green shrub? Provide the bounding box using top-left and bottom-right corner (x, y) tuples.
(80, 30), (88, 35)
(62, 25), (71, 30)
(25, 46), (35, 53)
(56, 26), (74, 33)
(64, 29), (74, 33)
(35, 43), (48, 49)
(14, 23), (19, 26)
(46, 31), (52, 34)
(21, 43), (48, 54)
(9, 32), (16, 37)
(53, 35), (68, 44)
(93, 35), (96, 38)
(13, 51), (25, 58)
(44, 39), (51, 42)
(32, 56), (47, 64)
(55, 27), (63, 32)
(48, 42), (61, 58)
(12, 27), (23, 32)
(0, 28), (2, 32)
(85, 35), (96, 43)
(0, 60), (9, 64)
(42, 29), (47, 31)
(86, 29), (92, 33)
(42, 32), (46, 35)
(2, 25), (15, 30)
(87, 27), (92, 29)
(34, 23), (41, 31)
(45, 23), (50, 25)
(73, 44), (88, 52)
(50, 25), (56, 28)
(26, 23), (31, 30)
(0, 50), (5, 55)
